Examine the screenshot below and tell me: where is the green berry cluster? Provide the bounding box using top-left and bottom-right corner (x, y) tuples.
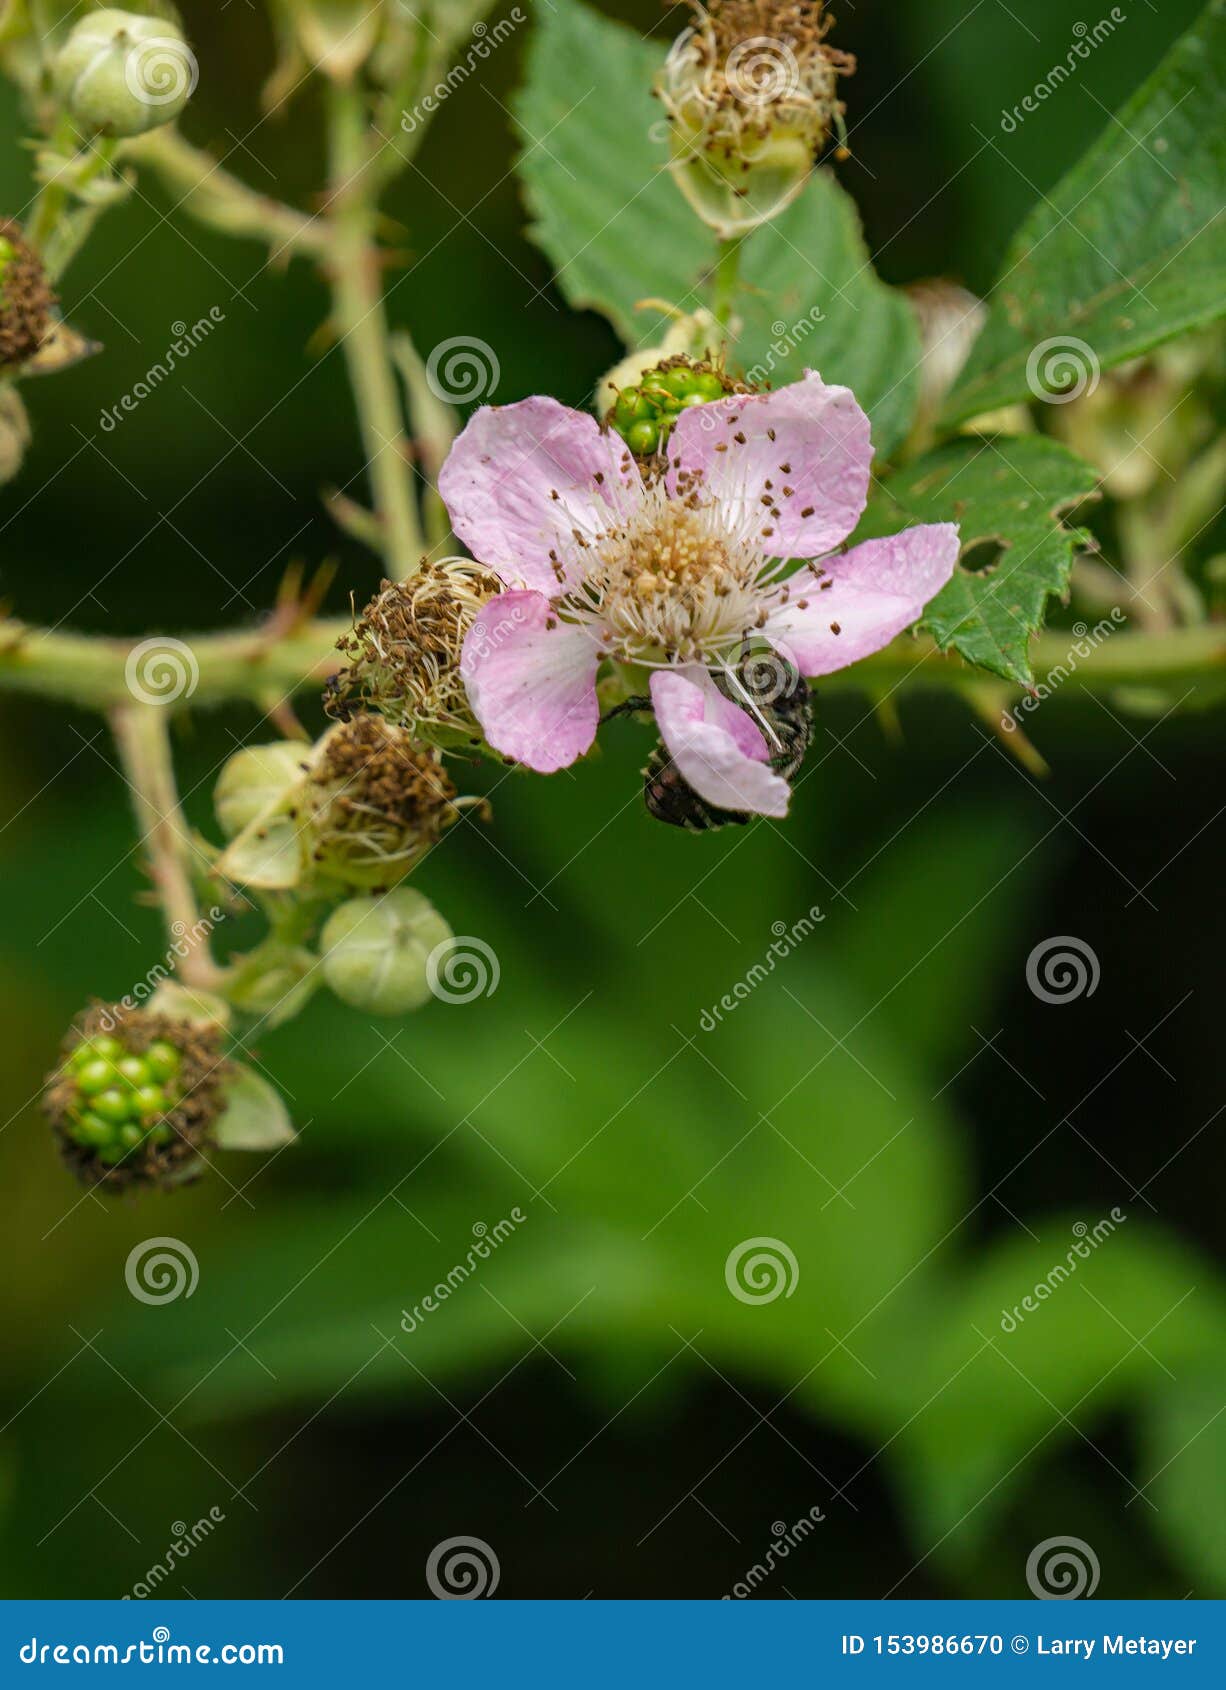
(609, 361), (731, 457)
(60, 1033), (183, 1165)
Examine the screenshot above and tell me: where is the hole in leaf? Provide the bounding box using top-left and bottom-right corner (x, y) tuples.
(959, 537), (1008, 575)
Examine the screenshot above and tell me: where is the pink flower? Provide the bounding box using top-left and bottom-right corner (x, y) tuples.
(440, 371), (959, 818)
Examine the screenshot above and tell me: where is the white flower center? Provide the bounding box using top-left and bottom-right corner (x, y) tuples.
(554, 475), (786, 666)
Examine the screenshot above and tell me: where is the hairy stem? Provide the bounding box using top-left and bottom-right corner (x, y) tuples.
(710, 237), (743, 336)
(2, 618), (1221, 715)
(109, 704), (224, 990)
(122, 129), (328, 260)
(325, 83), (424, 579)
(0, 616), (347, 712)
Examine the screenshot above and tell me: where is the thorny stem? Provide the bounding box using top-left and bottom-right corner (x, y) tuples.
(122, 129), (328, 260)
(109, 704), (224, 991)
(325, 82), (425, 580)
(2, 617), (1221, 715)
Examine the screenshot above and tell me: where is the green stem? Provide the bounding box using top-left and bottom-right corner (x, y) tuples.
(0, 617), (347, 712)
(711, 237), (743, 336)
(109, 703), (224, 990)
(122, 129), (327, 259)
(2, 618), (1221, 716)
(325, 82), (425, 579)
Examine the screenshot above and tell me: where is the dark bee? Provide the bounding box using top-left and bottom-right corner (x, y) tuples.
(638, 664), (814, 831)
(322, 669), (357, 723)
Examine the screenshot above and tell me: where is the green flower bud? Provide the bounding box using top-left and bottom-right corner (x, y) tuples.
(321, 887), (454, 1016)
(43, 1002), (229, 1191)
(0, 219), (54, 370)
(657, 3), (854, 238)
(54, 10), (198, 139)
(214, 741), (308, 839)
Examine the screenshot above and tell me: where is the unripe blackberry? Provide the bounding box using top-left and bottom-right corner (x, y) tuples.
(54, 9), (197, 139)
(0, 219), (54, 370)
(43, 1003), (228, 1190)
(606, 355), (750, 458)
(321, 888), (454, 1016)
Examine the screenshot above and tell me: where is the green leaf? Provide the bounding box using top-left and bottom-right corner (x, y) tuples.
(892, 1222), (1226, 1570)
(514, 0), (921, 456)
(214, 1062), (296, 1152)
(859, 435), (1100, 684)
(1141, 1367), (1226, 1593)
(944, 0), (1226, 424)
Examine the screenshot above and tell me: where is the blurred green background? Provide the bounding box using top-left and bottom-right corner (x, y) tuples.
(1, 0), (1222, 1599)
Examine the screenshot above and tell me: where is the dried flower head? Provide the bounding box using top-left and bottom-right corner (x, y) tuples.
(658, 2), (854, 235)
(329, 561), (501, 739)
(306, 714), (484, 889)
(44, 1003), (229, 1192)
(0, 218), (54, 369)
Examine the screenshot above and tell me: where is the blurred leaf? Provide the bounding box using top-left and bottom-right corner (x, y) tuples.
(1141, 1366), (1226, 1593)
(830, 801), (1049, 1072)
(214, 1062), (296, 1151)
(860, 435), (1100, 684)
(945, 0), (1226, 424)
(891, 1221), (1226, 1566)
(514, 0), (921, 454)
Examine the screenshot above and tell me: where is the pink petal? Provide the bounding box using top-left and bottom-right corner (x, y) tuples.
(649, 669), (791, 820)
(761, 522), (960, 677)
(665, 371), (872, 557)
(439, 397), (639, 595)
(461, 591), (600, 773)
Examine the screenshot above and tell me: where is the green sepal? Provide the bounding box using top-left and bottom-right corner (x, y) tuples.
(213, 1062), (296, 1152)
